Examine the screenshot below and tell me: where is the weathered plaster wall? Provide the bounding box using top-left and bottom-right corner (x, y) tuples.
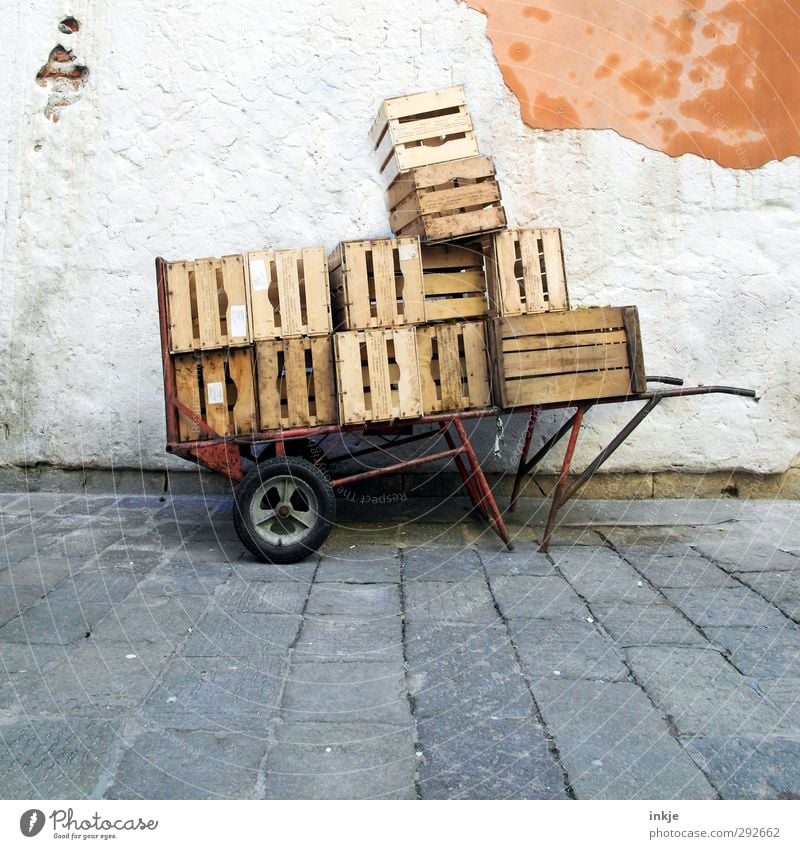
(1, 0), (798, 479)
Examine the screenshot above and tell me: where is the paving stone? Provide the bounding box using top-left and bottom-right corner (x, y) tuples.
(510, 619), (628, 681)
(704, 626), (800, 678)
(107, 728), (265, 799)
(4, 493), (82, 515)
(142, 655), (286, 731)
(537, 527), (607, 547)
(315, 558), (400, 583)
(138, 561), (231, 596)
(316, 543), (398, 564)
(621, 552), (737, 589)
(732, 571), (800, 623)
(47, 569), (138, 605)
(489, 576), (589, 620)
(89, 594), (211, 644)
(306, 583), (401, 618)
(0, 718), (121, 798)
(662, 586), (789, 629)
(477, 544), (555, 578)
(402, 547), (481, 582)
(553, 548), (658, 603)
(0, 554), (82, 591)
(0, 641), (171, 718)
(0, 600), (113, 644)
(625, 646), (791, 736)
(396, 523), (467, 547)
(406, 624), (532, 720)
(180, 612), (302, 658)
(683, 736), (800, 800)
(52, 529), (130, 562)
(173, 538), (247, 563)
(591, 601), (708, 647)
(90, 546), (166, 573)
(534, 679), (716, 799)
(417, 715), (566, 800)
(214, 581), (310, 615)
(230, 560), (317, 582)
(757, 677), (800, 717)
(52, 496), (118, 517)
(403, 581), (498, 624)
(594, 527), (700, 547)
(694, 539), (800, 573)
(0, 586), (45, 626)
(263, 722), (416, 800)
(280, 662), (411, 724)
(294, 616), (403, 663)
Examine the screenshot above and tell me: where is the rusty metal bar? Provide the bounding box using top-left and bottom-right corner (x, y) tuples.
(331, 446), (463, 488)
(452, 418), (513, 551)
(444, 427), (488, 519)
(509, 408), (540, 512)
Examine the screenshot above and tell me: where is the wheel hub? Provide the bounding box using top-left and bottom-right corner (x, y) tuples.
(277, 504), (291, 519)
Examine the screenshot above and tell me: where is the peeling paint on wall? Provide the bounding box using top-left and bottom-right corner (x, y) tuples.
(464, 0), (800, 169)
(36, 18), (88, 123)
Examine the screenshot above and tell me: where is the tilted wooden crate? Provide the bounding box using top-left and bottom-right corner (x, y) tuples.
(370, 85), (480, 185)
(246, 247), (331, 339)
(165, 255), (250, 353)
(421, 241), (488, 322)
(486, 229), (569, 317)
(334, 328), (422, 424)
(255, 337), (337, 431)
(388, 157), (506, 244)
(417, 321), (491, 415)
(489, 307), (647, 409)
(329, 238), (426, 330)
(172, 348), (257, 441)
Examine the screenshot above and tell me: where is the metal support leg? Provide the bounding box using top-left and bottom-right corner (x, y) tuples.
(453, 418), (513, 551)
(444, 427), (488, 519)
(540, 405), (587, 553)
(509, 408), (539, 512)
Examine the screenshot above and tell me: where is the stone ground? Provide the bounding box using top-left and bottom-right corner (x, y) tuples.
(1, 490), (799, 800)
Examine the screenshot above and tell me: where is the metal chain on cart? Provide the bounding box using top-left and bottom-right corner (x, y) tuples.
(493, 415), (505, 460)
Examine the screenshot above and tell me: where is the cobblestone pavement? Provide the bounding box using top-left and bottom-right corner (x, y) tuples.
(1, 491), (799, 799)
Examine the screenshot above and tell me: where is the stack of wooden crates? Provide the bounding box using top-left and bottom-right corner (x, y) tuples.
(162, 85), (645, 441)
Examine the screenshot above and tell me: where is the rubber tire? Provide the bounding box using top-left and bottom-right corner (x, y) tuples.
(233, 456), (336, 564)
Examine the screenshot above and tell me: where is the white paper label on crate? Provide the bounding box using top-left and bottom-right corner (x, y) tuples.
(249, 259), (269, 291)
(206, 382), (224, 405)
(398, 242), (418, 261)
(230, 304), (247, 338)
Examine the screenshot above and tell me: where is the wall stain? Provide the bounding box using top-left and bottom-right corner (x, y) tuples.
(464, 0), (800, 168)
(36, 19), (88, 123)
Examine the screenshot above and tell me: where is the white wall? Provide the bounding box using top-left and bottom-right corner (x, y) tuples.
(1, 0), (798, 476)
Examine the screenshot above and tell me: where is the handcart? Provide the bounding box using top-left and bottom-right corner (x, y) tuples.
(156, 258), (757, 562)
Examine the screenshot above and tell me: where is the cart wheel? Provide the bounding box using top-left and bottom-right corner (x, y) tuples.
(233, 456), (336, 563)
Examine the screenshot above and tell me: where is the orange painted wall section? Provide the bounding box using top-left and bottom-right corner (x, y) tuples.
(464, 0), (800, 168)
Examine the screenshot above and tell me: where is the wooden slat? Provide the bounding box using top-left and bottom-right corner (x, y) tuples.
(343, 244), (372, 329)
(309, 336), (336, 425)
(500, 308), (625, 339)
(518, 230), (546, 313)
(227, 348), (256, 434)
(195, 260), (222, 349)
(417, 181), (501, 215)
(202, 351), (229, 436)
(255, 341), (282, 431)
(403, 156), (496, 191)
(423, 270), (486, 296)
(503, 343), (630, 379)
(392, 135), (480, 175)
(276, 250), (303, 337)
(463, 322), (490, 408)
(542, 229), (569, 310)
(491, 231), (521, 315)
(392, 329), (421, 419)
(284, 337), (310, 425)
(335, 333), (366, 424)
(415, 328), (438, 413)
(502, 329), (629, 353)
(424, 294), (487, 322)
(302, 247), (331, 336)
(166, 263), (194, 352)
(248, 254), (276, 339)
(503, 369), (634, 408)
(376, 85), (466, 129)
(390, 109), (473, 145)
(436, 324), (463, 411)
(424, 206), (506, 243)
(365, 331), (392, 420)
(397, 239), (426, 324)
(421, 243), (483, 270)
(371, 240), (397, 326)
(623, 306), (647, 393)
(173, 354), (201, 441)
(220, 255), (249, 345)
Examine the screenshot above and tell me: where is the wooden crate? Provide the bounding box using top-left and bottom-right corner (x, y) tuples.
(166, 255), (250, 353)
(486, 229), (569, 316)
(420, 241), (488, 322)
(246, 247), (331, 339)
(255, 337), (337, 431)
(370, 85), (480, 184)
(388, 157), (506, 244)
(329, 238), (426, 330)
(172, 348), (257, 441)
(417, 321), (491, 415)
(334, 328), (422, 424)
(489, 307), (647, 409)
